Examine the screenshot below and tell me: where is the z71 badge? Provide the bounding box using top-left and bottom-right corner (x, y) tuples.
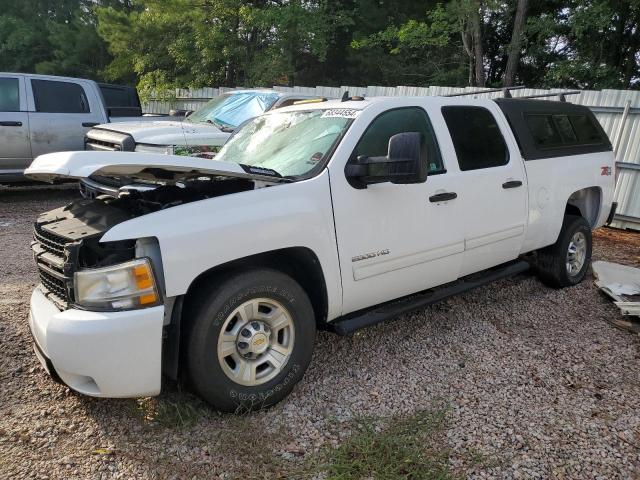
(601, 166), (612, 176)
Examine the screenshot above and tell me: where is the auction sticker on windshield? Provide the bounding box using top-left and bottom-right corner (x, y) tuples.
(321, 109), (360, 118)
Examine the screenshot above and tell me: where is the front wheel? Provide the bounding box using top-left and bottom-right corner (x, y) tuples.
(534, 215), (592, 288)
(185, 269), (316, 412)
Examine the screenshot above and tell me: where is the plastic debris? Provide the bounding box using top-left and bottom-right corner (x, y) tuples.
(593, 261), (640, 319)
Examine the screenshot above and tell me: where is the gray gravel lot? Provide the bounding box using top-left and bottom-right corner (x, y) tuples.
(1, 185), (639, 479)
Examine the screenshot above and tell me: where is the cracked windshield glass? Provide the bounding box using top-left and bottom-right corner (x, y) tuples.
(215, 109), (354, 177)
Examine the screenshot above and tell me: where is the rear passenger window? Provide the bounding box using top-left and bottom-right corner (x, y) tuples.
(31, 79), (90, 113)
(352, 107), (444, 174)
(0, 78), (20, 112)
(441, 106), (509, 171)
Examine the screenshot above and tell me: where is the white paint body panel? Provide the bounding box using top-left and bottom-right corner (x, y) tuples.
(25, 150), (277, 184)
(521, 151), (615, 253)
(327, 98), (464, 313)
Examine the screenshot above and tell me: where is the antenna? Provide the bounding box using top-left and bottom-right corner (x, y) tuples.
(341, 91), (349, 102)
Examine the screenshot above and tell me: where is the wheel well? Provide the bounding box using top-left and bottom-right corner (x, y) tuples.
(184, 247), (329, 326)
(565, 187), (601, 227)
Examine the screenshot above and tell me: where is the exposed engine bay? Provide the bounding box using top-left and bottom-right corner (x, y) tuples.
(97, 177), (254, 217)
(32, 177), (258, 308)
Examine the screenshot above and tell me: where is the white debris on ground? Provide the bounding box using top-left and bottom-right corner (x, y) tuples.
(593, 261), (640, 317)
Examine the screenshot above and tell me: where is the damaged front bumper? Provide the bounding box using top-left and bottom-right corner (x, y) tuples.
(29, 287), (165, 398)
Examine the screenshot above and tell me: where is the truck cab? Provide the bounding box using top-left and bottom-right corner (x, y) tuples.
(25, 95), (615, 411)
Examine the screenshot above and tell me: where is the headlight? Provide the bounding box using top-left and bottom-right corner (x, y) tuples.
(134, 144), (174, 155)
(74, 258), (161, 310)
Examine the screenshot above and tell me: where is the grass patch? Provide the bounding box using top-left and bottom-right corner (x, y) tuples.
(309, 409), (454, 480)
(128, 395), (210, 428)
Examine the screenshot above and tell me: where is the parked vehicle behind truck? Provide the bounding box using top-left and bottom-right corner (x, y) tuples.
(80, 89), (328, 197)
(25, 94), (616, 411)
(0, 73), (171, 183)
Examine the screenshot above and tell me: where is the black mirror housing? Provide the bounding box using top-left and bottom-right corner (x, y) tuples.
(345, 132), (426, 188)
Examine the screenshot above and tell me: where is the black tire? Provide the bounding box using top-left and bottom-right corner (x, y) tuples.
(184, 268), (316, 412)
(535, 215), (592, 288)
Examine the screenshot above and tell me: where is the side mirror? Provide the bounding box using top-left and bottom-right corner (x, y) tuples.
(345, 132), (426, 189)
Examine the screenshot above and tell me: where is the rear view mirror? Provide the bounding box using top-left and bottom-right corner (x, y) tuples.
(345, 132), (426, 189)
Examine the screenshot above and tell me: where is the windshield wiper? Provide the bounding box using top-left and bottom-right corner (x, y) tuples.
(238, 164), (292, 181)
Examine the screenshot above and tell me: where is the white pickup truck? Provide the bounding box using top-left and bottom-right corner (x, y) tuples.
(0, 73), (171, 183)
(25, 95), (616, 411)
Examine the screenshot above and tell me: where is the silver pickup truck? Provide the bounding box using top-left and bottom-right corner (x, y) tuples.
(0, 73), (169, 183)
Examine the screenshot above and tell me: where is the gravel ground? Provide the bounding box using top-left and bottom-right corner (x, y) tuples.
(1, 185), (640, 479)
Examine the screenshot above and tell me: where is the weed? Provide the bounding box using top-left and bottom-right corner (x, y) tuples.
(128, 394), (209, 428)
(307, 409), (454, 480)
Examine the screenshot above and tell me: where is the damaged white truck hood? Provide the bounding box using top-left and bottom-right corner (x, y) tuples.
(24, 151), (286, 184)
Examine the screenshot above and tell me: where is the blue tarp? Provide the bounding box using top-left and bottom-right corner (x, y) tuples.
(187, 92), (279, 128)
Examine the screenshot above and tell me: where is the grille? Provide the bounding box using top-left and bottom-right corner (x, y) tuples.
(84, 129), (135, 152)
(32, 223), (72, 309)
(34, 223), (66, 255)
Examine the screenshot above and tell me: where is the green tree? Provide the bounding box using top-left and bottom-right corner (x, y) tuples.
(0, 0), (133, 81)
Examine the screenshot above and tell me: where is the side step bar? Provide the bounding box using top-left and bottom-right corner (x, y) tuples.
(328, 260), (530, 336)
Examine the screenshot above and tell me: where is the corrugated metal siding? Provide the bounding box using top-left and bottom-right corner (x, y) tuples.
(143, 85), (640, 230)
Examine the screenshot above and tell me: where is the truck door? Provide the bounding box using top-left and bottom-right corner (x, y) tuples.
(439, 104), (528, 276)
(27, 78), (105, 158)
(329, 105), (465, 315)
(0, 75), (31, 177)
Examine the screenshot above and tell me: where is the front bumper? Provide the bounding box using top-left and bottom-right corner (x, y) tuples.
(29, 287), (164, 398)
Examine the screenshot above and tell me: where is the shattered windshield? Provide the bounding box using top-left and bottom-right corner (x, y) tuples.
(215, 109), (356, 177)
(186, 92), (279, 128)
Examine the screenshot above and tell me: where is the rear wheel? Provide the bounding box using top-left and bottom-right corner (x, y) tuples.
(535, 215), (592, 288)
(185, 269), (316, 412)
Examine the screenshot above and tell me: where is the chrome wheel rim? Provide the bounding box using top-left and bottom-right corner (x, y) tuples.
(566, 231), (587, 276)
(217, 298), (295, 386)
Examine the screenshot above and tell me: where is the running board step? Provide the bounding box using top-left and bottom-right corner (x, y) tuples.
(329, 260), (530, 336)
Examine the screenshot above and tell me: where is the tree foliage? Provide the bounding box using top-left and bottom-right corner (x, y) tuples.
(1, 0), (639, 91)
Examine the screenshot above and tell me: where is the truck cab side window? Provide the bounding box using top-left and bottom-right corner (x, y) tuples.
(352, 107), (444, 174)
(31, 79), (90, 114)
(442, 106), (509, 171)
(0, 78), (20, 111)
